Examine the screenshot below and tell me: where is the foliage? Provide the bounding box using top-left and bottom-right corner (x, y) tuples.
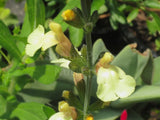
(0, 0), (160, 120)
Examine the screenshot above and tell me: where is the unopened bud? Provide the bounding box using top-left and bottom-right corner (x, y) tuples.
(62, 90), (70, 99)
(61, 9), (76, 21)
(86, 115), (94, 120)
(62, 8), (84, 28)
(58, 101), (70, 112)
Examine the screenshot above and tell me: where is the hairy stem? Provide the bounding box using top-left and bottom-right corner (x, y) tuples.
(80, 0), (93, 119)
(83, 32), (93, 119)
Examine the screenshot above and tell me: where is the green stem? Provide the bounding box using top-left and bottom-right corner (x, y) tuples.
(80, 0), (93, 119)
(83, 32), (93, 120)
(0, 49), (12, 65)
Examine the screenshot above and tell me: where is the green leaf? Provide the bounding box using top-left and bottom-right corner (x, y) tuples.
(0, 21), (21, 61)
(43, 106), (56, 119)
(54, 0), (80, 31)
(11, 102), (50, 120)
(17, 73), (74, 104)
(26, 0), (45, 31)
(92, 39), (108, 64)
(93, 108), (122, 120)
(127, 8), (139, 23)
(0, 95), (7, 116)
(91, 0), (105, 13)
(144, 0), (160, 9)
(111, 85), (160, 108)
(69, 26), (83, 47)
(111, 44), (152, 84)
(20, 12), (32, 37)
(152, 56), (160, 85)
(69, 58), (86, 73)
(24, 64), (61, 84)
(147, 12), (160, 34)
(141, 51), (153, 84)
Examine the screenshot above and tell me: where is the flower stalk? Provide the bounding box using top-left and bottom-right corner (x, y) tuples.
(80, 0), (93, 119)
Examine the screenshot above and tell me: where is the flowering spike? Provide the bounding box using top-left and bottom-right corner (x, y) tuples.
(120, 110), (127, 120)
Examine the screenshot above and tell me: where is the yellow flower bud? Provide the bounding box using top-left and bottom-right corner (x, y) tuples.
(86, 115), (94, 120)
(58, 101), (70, 112)
(61, 9), (76, 21)
(62, 90), (70, 99)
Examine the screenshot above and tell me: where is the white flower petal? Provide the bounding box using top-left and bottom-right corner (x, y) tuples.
(49, 112), (72, 120)
(115, 75), (136, 98)
(25, 25), (44, 56)
(42, 31), (59, 51)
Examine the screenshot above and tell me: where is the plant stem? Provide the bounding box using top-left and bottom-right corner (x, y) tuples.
(0, 49), (12, 65)
(80, 0), (93, 119)
(83, 32), (93, 120)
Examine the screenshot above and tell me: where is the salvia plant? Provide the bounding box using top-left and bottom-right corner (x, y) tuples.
(1, 0), (160, 120)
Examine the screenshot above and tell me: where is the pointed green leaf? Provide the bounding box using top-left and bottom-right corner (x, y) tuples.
(127, 8), (139, 23)
(0, 21), (21, 61)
